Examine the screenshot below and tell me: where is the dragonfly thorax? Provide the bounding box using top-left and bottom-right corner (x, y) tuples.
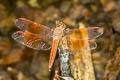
(52, 21), (66, 40)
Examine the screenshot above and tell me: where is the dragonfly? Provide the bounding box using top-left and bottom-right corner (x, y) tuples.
(12, 18), (104, 70)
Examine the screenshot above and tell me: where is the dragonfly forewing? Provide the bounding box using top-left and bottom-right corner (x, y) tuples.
(67, 27), (104, 40)
(15, 18), (53, 36)
(12, 31), (52, 50)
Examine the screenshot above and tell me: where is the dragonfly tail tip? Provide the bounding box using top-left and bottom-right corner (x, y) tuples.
(49, 69), (51, 71)
(48, 66), (52, 71)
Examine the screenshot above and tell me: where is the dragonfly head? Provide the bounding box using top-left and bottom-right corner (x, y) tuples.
(56, 20), (66, 30)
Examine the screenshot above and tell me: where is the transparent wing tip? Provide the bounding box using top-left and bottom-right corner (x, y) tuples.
(15, 18), (28, 31)
(15, 18), (24, 25)
(12, 31), (24, 40)
(15, 18), (23, 27)
(90, 42), (97, 50)
(90, 27), (104, 39)
(88, 40), (97, 50)
(15, 18), (26, 22)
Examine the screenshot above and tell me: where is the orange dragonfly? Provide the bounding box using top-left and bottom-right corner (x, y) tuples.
(12, 18), (103, 70)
